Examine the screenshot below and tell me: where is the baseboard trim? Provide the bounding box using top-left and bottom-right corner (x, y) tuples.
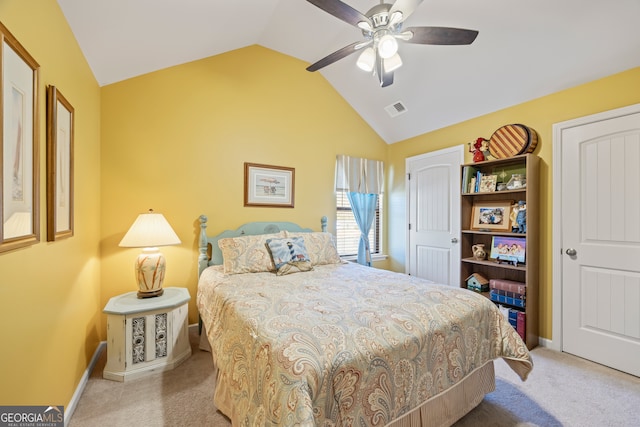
(538, 337), (554, 349)
(65, 341), (106, 427)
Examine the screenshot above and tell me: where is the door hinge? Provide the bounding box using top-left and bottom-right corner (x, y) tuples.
(407, 173), (411, 180)
(408, 223), (412, 230)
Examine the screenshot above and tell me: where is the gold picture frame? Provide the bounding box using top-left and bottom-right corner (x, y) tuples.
(470, 201), (512, 231)
(46, 86), (74, 241)
(244, 163), (295, 208)
(0, 22), (40, 253)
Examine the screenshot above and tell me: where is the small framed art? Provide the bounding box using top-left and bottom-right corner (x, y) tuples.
(244, 163), (295, 208)
(46, 86), (74, 241)
(490, 236), (526, 264)
(470, 201), (512, 231)
(478, 174), (497, 192)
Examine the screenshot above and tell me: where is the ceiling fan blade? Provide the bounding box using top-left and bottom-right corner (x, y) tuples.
(306, 0), (370, 28)
(404, 26), (479, 45)
(306, 41), (364, 72)
(388, 0), (424, 22)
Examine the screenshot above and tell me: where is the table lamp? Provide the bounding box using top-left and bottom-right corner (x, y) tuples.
(119, 209), (181, 298)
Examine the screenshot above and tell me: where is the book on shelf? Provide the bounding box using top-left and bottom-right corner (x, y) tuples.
(461, 166), (478, 193)
(490, 291), (526, 308)
(489, 279), (526, 295)
(517, 311), (526, 341)
(491, 288), (525, 300)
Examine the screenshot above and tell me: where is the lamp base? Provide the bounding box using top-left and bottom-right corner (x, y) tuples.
(134, 248), (167, 298)
(137, 288), (164, 298)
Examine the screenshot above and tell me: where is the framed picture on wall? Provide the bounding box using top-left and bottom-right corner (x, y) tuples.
(0, 22), (40, 253)
(46, 86), (75, 241)
(244, 163), (295, 208)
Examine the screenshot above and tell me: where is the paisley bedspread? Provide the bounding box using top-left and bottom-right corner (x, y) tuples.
(197, 262), (532, 426)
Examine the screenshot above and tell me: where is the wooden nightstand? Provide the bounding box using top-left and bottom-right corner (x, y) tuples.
(103, 287), (191, 381)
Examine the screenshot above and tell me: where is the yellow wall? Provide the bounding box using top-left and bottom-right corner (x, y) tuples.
(386, 66), (640, 340)
(3, 0), (640, 413)
(0, 0), (101, 407)
(100, 45), (388, 329)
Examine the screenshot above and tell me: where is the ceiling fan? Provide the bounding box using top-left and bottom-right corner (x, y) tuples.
(305, 0), (478, 87)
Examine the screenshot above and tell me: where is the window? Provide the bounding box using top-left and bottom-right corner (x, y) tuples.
(335, 191), (382, 257)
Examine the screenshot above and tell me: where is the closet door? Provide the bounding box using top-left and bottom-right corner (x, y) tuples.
(557, 105), (640, 377)
(406, 146), (463, 285)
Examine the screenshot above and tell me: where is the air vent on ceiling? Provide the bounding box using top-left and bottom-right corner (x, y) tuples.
(385, 101), (408, 118)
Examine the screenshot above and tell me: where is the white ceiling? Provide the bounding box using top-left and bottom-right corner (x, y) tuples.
(57, 0), (640, 144)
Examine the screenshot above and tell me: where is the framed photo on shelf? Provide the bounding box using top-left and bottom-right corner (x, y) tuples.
(490, 235), (526, 263)
(470, 201), (512, 231)
(478, 174), (498, 193)
(244, 163), (295, 208)
(0, 22), (40, 253)
(46, 86), (74, 241)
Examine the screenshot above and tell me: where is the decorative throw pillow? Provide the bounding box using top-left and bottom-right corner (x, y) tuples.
(218, 232), (285, 274)
(284, 232), (342, 265)
(266, 237), (313, 276)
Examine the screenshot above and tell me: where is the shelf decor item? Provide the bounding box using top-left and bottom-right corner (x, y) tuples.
(466, 273), (489, 292)
(468, 137), (489, 162)
(506, 173), (526, 190)
(490, 236), (526, 264)
(488, 124), (538, 159)
(470, 201), (512, 231)
(119, 209), (181, 298)
(479, 174), (498, 192)
(472, 243), (487, 260)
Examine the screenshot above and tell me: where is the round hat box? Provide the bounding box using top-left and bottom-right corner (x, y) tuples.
(489, 124), (538, 159)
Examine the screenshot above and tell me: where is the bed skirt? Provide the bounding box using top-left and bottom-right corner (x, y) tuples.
(387, 361), (495, 427)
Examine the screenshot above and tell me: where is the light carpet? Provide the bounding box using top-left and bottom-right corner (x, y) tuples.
(68, 326), (640, 426)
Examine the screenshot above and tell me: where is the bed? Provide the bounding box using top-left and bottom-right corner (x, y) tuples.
(196, 215), (532, 426)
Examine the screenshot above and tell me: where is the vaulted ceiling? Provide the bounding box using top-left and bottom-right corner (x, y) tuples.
(57, 0), (640, 143)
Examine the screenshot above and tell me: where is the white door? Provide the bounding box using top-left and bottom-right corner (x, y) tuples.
(556, 105), (640, 377)
(406, 146), (463, 285)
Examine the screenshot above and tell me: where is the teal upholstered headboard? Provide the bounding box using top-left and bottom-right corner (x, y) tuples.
(198, 215), (328, 276)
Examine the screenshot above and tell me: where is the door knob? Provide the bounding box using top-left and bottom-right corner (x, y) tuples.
(451, 238), (458, 243)
(565, 248), (577, 256)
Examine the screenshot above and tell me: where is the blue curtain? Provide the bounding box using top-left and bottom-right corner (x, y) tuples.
(347, 192), (378, 266)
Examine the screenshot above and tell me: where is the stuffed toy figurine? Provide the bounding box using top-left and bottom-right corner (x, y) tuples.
(469, 137), (489, 162)
(515, 200), (526, 233)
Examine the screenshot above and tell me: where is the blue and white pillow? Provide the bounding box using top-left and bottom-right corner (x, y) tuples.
(266, 237), (313, 276)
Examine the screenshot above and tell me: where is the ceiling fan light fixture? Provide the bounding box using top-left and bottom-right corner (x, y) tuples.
(356, 47), (375, 72)
(377, 34), (398, 59)
(357, 21), (372, 32)
(388, 11), (403, 27)
(396, 31), (413, 41)
(384, 53), (403, 72)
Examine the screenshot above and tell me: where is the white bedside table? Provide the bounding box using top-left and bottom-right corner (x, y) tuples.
(103, 287), (192, 381)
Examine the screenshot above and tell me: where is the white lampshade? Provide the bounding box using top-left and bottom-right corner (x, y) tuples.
(377, 34), (398, 59)
(384, 53), (403, 73)
(119, 210), (181, 248)
(119, 210), (180, 298)
(357, 47), (375, 72)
